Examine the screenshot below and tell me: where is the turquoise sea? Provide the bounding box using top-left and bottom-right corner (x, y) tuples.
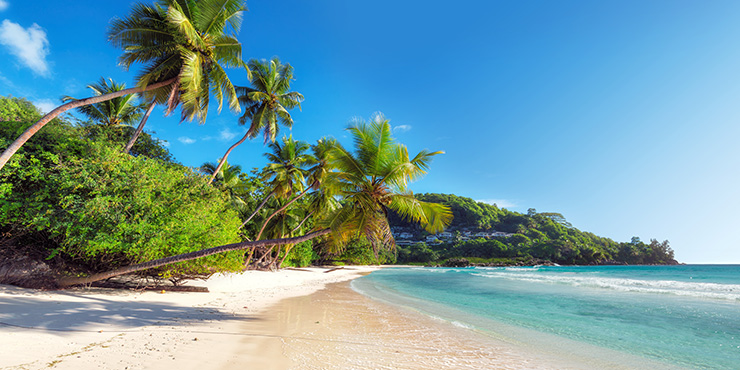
(352, 265), (740, 369)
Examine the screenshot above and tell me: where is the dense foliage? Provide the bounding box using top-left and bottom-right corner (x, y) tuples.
(393, 193), (677, 265)
(0, 101), (244, 279)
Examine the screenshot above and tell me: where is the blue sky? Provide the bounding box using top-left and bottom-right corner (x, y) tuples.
(1, 0), (739, 263)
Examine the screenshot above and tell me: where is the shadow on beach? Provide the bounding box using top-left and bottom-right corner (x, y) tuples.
(0, 284), (257, 335)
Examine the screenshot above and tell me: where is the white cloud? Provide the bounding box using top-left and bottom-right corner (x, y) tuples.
(393, 124), (412, 133)
(0, 20), (50, 76)
(177, 136), (196, 145)
(159, 139), (170, 148)
(32, 99), (56, 114)
(0, 1), (9, 11)
(219, 128), (238, 141)
(476, 198), (517, 209)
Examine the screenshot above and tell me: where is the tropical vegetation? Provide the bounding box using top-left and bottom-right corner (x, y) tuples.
(0, 95), (450, 287)
(391, 193), (676, 266)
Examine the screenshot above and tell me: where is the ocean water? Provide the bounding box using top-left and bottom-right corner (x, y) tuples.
(352, 265), (740, 369)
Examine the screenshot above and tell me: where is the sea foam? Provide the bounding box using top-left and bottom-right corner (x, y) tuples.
(471, 269), (740, 301)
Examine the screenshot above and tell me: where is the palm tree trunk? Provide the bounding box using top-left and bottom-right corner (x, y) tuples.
(244, 246), (257, 267)
(255, 182), (316, 240)
(57, 228), (331, 287)
(0, 78), (176, 172)
(238, 191), (274, 230)
(291, 211), (314, 233)
(254, 245), (273, 267)
(270, 245), (283, 268)
(209, 129), (252, 185)
(123, 100), (157, 154)
(277, 244), (295, 268)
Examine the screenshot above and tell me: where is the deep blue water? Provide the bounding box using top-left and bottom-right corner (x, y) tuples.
(352, 265), (740, 369)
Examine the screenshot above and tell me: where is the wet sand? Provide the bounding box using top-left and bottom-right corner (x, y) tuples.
(232, 281), (564, 370)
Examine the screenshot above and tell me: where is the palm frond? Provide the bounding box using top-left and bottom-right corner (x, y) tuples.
(389, 192), (452, 233)
(196, 0), (245, 36)
(166, 2), (205, 49)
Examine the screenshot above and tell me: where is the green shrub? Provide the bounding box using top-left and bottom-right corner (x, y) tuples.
(1, 119), (244, 278)
(0, 96), (42, 122)
(281, 240), (316, 267)
(337, 237), (396, 264)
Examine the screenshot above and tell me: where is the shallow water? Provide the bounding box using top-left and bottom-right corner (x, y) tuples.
(352, 265), (740, 369)
(247, 280), (676, 369)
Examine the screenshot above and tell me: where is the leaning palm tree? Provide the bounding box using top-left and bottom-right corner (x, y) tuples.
(57, 113), (451, 287)
(112, 0), (247, 152)
(289, 138), (341, 234)
(316, 113), (453, 256)
(208, 57), (303, 184)
(62, 78), (144, 127)
(238, 135), (311, 230)
(245, 137), (336, 265)
(0, 0), (247, 171)
(252, 137), (336, 240)
(253, 197), (304, 269)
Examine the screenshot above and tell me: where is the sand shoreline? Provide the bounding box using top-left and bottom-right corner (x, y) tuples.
(0, 266), (378, 370)
(0, 266), (679, 370)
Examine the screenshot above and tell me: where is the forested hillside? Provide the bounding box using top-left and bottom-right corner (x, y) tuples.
(390, 193), (677, 266)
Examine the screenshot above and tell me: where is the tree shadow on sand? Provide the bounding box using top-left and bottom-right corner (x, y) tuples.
(0, 286), (257, 335)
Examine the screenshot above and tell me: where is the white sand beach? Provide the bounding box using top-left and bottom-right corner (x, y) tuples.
(0, 267), (378, 370)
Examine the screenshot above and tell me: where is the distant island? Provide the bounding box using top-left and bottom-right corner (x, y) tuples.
(385, 193), (678, 267)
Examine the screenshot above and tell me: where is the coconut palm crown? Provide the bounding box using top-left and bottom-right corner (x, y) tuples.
(261, 135), (312, 200)
(62, 78), (144, 127)
(207, 57), (303, 184)
(237, 57), (304, 142)
(318, 113), (452, 254)
(108, 0), (247, 123)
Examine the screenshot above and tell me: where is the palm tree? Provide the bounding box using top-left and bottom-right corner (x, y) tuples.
(200, 159), (249, 215)
(253, 197), (304, 269)
(57, 113), (451, 286)
(0, 0), (247, 171)
(238, 135), (311, 230)
(289, 139), (341, 234)
(112, 0), (247, 151)
(253, 137), (335, 240)
(244, 137), (336, 267)
(316, 113), (452, 256)
(62, 78), (144, 127)
(208, 57), (303, 184)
